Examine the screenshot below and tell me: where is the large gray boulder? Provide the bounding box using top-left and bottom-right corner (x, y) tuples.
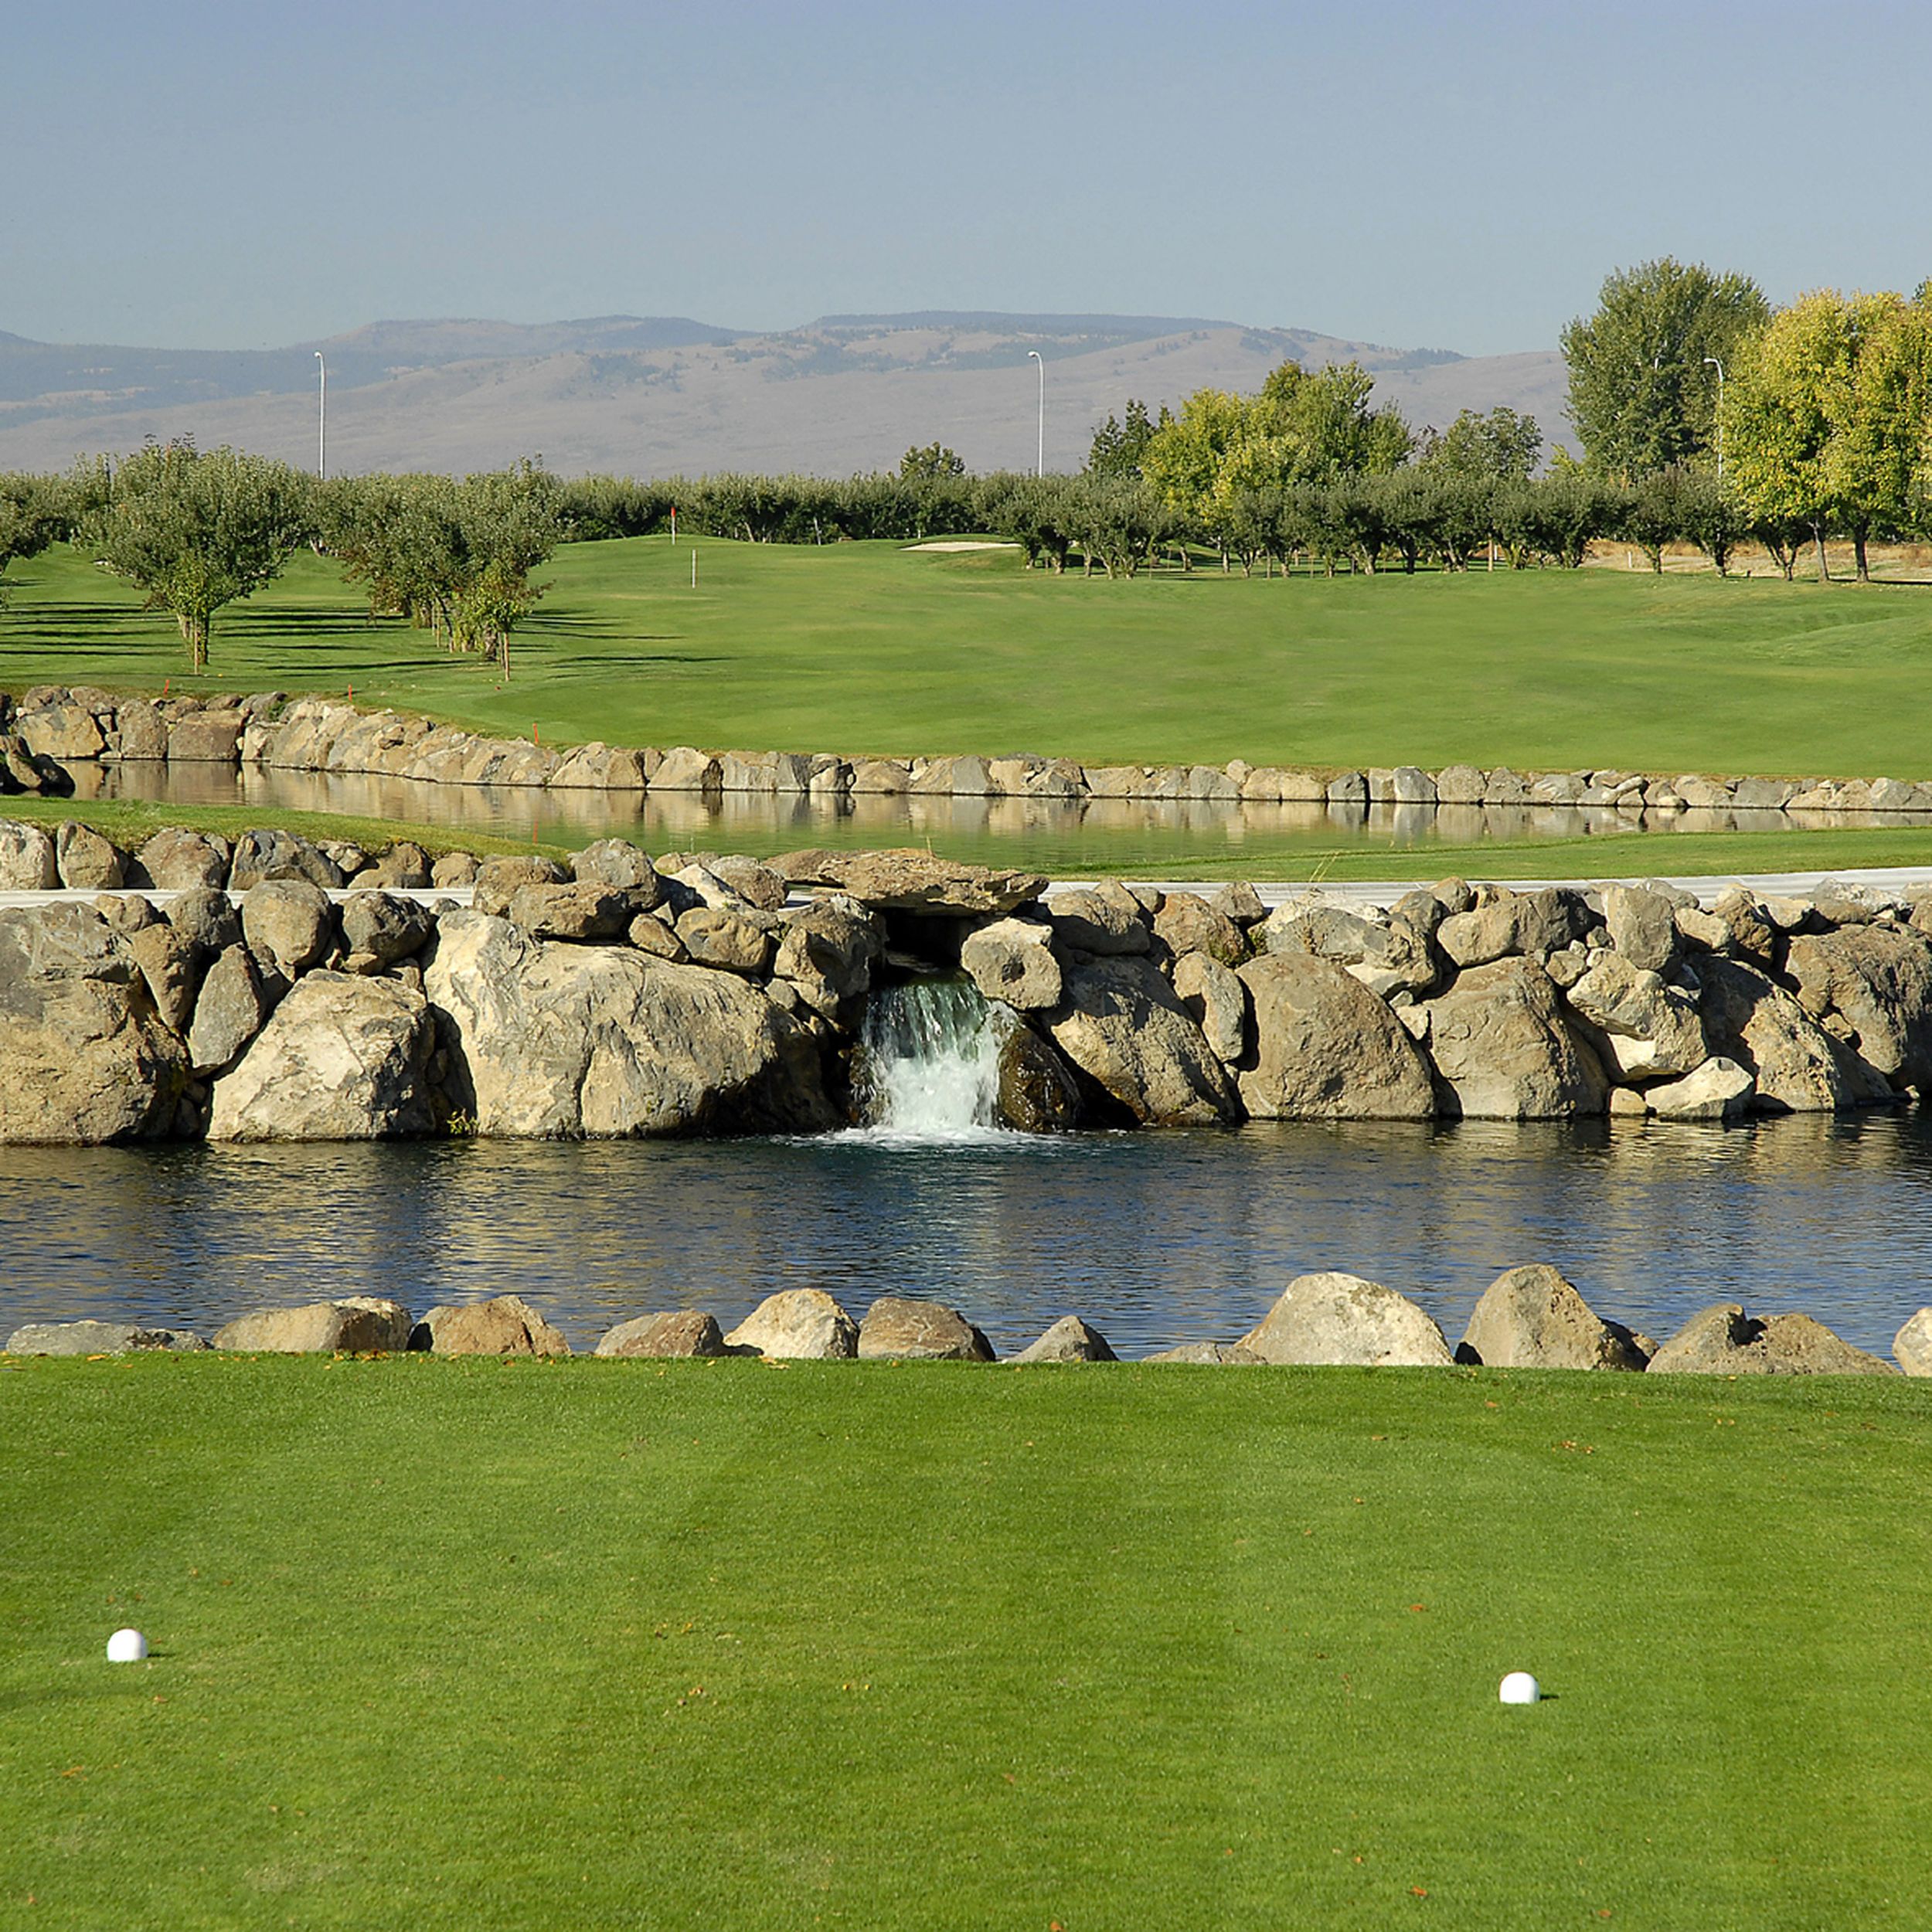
(1894, 1308), (1932, 1376)
(828, 849), (1045, 916)
(1696, 956), (1893, 1113)
(856, 1296), (995, 1361)
(207, 971), (437, 1141)
(995, 1022), (1083, 1131)
(1142, 1341), (1266, 1365)
(165, 886), (241, 955)
(240, 879), (338, 977)
(1601, 885), (1681, 974)
(723, 1287), (858, 1359)
(571, 838), (661, 898)
(411, 1294), (572, 1355)
(1047, 884), (1151, 956)
(0, 819), (57, 889)
(1784, 923), (1932, 1091)
(5, 1319), (206, 1355)
(1236, 953), (1435, 1120)
(1437, 888), (1586, 968)
(424, 911), (834, 1136)
(1566, 952), (1709, 1080)
(471, 855), (570, 916)
(1151, 892), (1247, 967)
(1642, 1056), (1756, 1121)
(339, 892), (436, 972)
(1047, 954), (1241, 1126)
(1236, 1272), (1454, 1367)
(508, 881), (640, 943)
(137, 827), (231, 891)
(961, 917), (1062, 1010)
(126, 921), (207, 1034)
(1458, 1264), (1649, 1370)
(1172, 951), (1247, 1065)
(227, 828), (342, 892)
(0, 905), (187, 1143)
(56, 821), (127, 890)
(214, 1296), (413, 1353)
(1010, 1315), (1117, 1363)
(1260, 902), (1437, 998)
(1647, 1303), (1897, 1376)
(186, 944), (281, 1077)
(594, 1311), (725, 1358)
(771, 901), (882, 1019)
(1420, 958), (1610, 1119)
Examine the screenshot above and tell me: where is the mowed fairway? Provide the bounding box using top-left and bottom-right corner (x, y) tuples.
(8, 538), (1932, 781)
(4, 1356), (1929, 1929)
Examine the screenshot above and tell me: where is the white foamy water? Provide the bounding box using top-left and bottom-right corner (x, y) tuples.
(843, 977), (1019, 1146)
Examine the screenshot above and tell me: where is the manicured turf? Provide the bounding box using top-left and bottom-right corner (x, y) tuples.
(4, 1355), (1929, 1929)
(8, 537), (1932, 781)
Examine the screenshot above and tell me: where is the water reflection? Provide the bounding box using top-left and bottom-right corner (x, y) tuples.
(70, 761), (1932, 875)
(3, 1114), (1929, 1359)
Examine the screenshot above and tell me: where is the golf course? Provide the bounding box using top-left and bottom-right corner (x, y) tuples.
(9, 534), (1932, 881)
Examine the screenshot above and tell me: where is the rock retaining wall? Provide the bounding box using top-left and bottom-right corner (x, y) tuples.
(4, 821), (1932, 1144)
(9, 1277), (1930, 1376)
(8, 685), (1932, 821)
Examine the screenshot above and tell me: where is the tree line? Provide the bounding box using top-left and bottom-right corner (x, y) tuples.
(4, 262), (1927, 668)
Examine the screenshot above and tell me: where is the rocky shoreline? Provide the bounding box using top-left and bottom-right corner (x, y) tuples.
(5, 683), (1932, 823)
(8, 1273), (1931, 1376)
(5, 815), (1932, 1145)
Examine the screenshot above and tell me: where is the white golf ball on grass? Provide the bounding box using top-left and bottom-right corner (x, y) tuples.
(1498, 1670), (1540, 1704)
(106, 1628), (148, 1663)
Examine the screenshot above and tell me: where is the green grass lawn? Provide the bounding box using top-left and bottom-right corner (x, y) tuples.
(8, 537), (1932, 778)
(4, 1355), (1928, 1930)
(9, 539), (1932, 879)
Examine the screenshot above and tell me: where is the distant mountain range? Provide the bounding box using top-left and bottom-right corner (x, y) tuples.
(0, 311), (1570, 477)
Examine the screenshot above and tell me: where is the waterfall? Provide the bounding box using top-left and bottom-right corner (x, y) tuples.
(849, 977), (1011, 1143)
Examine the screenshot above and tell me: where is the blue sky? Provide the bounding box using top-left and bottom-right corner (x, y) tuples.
(5, 0), (1927, 353)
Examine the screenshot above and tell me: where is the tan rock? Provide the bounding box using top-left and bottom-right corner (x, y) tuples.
(214, 1296), (413, 1353)
(1459, 1264), (1648, 1369)
(857, 1296), (995, 1361)
(413, 1294), (572, 1355)
(1237, 1271), (1453, 1367)
(723, 1287), (857, 1359)
(594, 1311), (726, 1357)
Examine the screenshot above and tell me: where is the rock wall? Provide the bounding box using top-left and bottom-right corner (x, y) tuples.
(3, 819), (1932, 1143)
(9, 684), (1932, 823)
(10, 1277), (1930, 1376)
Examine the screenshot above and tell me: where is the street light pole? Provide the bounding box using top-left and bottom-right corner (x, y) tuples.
(1027, 350), (1044, 478)
(1702, 355), (1726, 481)
(314, 352), (327, 479)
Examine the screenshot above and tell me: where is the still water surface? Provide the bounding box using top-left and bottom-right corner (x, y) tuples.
(75, 760), (1932, 879)
(6, 1112), (1930, 1359)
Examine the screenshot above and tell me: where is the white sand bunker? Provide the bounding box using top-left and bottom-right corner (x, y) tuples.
(902, 540), (1021, 553)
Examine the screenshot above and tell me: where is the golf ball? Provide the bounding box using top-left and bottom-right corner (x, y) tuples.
(1498, 1671), (1539, 1704)
(106, 1628), (148, 1664)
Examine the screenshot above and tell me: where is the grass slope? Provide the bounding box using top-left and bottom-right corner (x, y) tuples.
(4, 1357), (1929, 1929)
(7, 539), (1932, 780)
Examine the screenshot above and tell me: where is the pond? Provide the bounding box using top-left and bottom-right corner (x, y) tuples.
(70, 760), (1932, 879)
(5, 1111), (1928, 1360)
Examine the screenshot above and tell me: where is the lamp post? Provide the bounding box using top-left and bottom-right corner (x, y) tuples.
(1027, 350), (1044, 478)
(315, 352), (327, 479)
(1702, 355), (1726, 481)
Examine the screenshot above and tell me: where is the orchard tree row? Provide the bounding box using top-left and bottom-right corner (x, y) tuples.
(0, 447), (565, 671)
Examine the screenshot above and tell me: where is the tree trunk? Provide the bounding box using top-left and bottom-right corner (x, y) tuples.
(1814, 526), (1831, 582)
(1854, 529), (1870, 582)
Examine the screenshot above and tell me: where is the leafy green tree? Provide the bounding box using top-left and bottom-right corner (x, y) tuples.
(1068, 474), (1172, 579)
(1423, 406), (1543, 482)
(1562, 258), (1770, 478)
(76, 440), (311, 669)
(1725, 288), (1932, 581)
(0, 472), (70, 605)
(979, 473), (1077, 572)
(899, 442), (967, 482)
(446, 462), (563, 674)
(1086, 400), (1159, 478)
